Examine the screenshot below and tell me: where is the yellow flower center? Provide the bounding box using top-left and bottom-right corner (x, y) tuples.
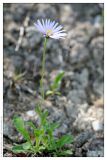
(46, 29), (53, 36)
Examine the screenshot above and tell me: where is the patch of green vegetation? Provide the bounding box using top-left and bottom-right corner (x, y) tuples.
(12, 105), (73, 156)
(46, 71), (65, 97)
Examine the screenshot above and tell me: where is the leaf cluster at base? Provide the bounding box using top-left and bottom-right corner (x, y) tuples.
(12, 105), (73, 156)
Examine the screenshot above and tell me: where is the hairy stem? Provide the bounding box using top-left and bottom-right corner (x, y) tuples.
(40, 37), (47, 102)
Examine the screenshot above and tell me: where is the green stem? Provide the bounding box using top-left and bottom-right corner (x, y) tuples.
(40, 37), (47, 102)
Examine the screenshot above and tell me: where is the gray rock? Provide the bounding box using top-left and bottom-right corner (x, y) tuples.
(94, 15), (103, 28)
(86, 137), (104, 157)
(75, 68), (89, 89)
(69, 44), (89, 64)
(90, 36), (104, 63)
(3, 123), (14, 137)
(92, 120), (104, 131)
(53, 123), (68, 136)
(93, 81), (103, 97)
(65, 101), (79, 118)
(67, 89), (87, 104)
(26, 110), (37, 117)
(74, 130), (94, 148)
(87, 149), (104, 157)
(28, 32), (42, 48)
(48, 108), (66, 123)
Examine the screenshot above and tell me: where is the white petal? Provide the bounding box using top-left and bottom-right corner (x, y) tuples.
(50, 35), (65, 39)
(53, 33), (67, 37)
(47, 19), (51, 26)
(50, 21), (56, 28)
(37, 20), (45, 33)
(50, 33), (66, 39)
(53, 25), (63, 32)
(45, 19), (48, 30)
(34, 23), (44, 33)
(52, 22), (59, 29)
(42, 19), (45, 30)
(53, 30), (66, 34)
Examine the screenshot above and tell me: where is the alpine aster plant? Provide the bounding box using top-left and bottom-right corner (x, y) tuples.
(12, 18), (73, 156)
(34, 19), (67, 101)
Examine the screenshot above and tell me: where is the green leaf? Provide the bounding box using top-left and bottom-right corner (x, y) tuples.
(35, 128), (44, 137)
(51, 71), (64, 91)
(13, 116), (31, 142)
(63, 149), (73, 155)
(35, 105), (42, 116)
(39, 146), (46, 151)
(55, 149), (73, 156)
(41, 110), (48, 125)
(46, 90), (54, 96)
(25, 121), (37, 131)
(12, 142), (31, 153)
(12, 144), (26, 153)
(55, 91), (61, 96)
(57, 135), (73, 148)
(35, 106), (48, 126)
(22, 142), (31, 150)
(49, 122), (60, 131)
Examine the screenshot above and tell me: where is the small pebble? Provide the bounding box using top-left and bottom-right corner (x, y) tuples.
(92, 120), (103, 131)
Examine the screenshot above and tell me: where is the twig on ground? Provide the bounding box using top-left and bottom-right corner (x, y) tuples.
(15, 15), (30, 52)
(15, 4), (37, 51)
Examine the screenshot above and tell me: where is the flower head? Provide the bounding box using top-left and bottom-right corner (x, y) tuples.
(34, 19), (67, 39)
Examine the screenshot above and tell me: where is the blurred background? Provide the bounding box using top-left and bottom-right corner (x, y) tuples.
(3, 3), (104, 157)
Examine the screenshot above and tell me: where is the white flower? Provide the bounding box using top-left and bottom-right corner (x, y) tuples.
(34, 19), (67, 39)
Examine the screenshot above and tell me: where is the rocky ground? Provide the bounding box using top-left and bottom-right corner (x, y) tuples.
(3, 3), (104, 157)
